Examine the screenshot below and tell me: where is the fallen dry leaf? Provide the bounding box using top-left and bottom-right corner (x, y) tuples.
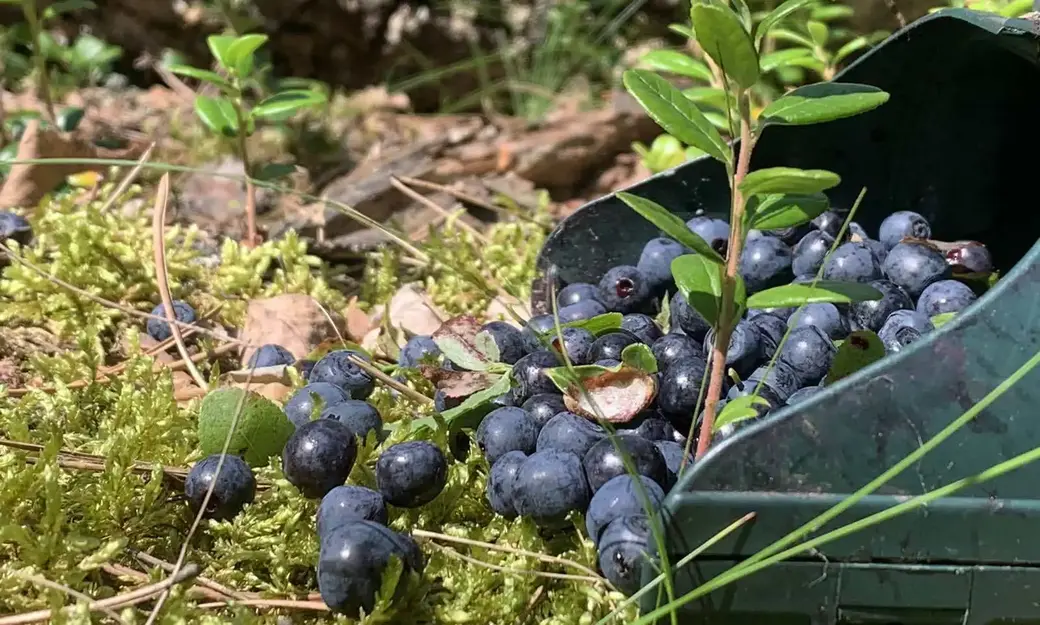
(343, 296), (375, 341)
(239, 294), (345, 366)
(563, 369), (657, 424)
(420, 365), (499, 399)
(484, 293), (529, 326)
(382, 284), (445, 337)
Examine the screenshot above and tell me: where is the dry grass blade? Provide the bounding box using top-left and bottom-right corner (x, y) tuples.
(14, 572), (129, 625)
(389, 175), (490, 244)
(101, 564), (228, 602)
(429, 543), (606, 585)
(411, 529), (601, 578)
(195, 599), (329, 611)
(394, 175), (522, 220)
(129, 549), (251, 601)
(99, 142), (156, 213)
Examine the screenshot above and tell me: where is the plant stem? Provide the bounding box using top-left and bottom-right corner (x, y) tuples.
(695, 92), (755, 459)
(232, 99), (259, 248)
(21, 0), (55, 124)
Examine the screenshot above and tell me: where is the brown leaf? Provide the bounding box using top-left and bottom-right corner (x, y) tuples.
(432, 315), (495, 370)
(0, 120), (142, 209)
(239, 294), (345, 367)
(343, 296), (375, 341)
(563, 369), (657, 424)
(420, 365), (498, 399)
(385, 284), (444, 337)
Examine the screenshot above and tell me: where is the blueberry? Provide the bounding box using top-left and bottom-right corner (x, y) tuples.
(589, 331), (641, 362)
(598, 265), (652, 314)
(586, 474), (665, 545)
(847, 279), (913, 332)
(476, 406), (540, 464)
(559, 282), (604, 308)
(558, 300), (608, 323)
(724, 379), (786, 411)
(184, 454), (256, 520)
(486, 451), (527, 518)
(656, 356), (708, 421)
(310, 350), (375, 399)
(285, 383), (350, 428)
(629, 416), (684, 444)
(651, 333), (702, 371)
(521, 393), (567, 429)
(583, 434), (668, 492)
(765, 223), (813, 246)
(789, 302), (849, 340)
(317, 485), (388, 536)
(637, 237), (688, 291)
(731, 362), (801, 403)
(786, 385), (823, 406)
(670, 292), (710, 340)
(703, 320), (764, 378)
(595, 358), (622, 367)
(862, 238), (889, 265)
(848, 222), (869, 240)
(747, 306), (797, 321)
(879, 210), (931, 250)
(318, 521), (421, 617)
(247, 344), (296, 368)
(597, 515), (653, 596)
(522, 315), (557, 353)
(398, 335), (442, 368)
(512, 450), (590, 526)
(449, 431), (472, 462)
(654, 441), (693, 485)
(792, 230), (835, 278)
(878, 309), (934, 354)
(777, 325), (836, 386)
(686, 216), (730, 256)
(916, 280), (977, 317)
(146, 300), (196, 342)
(283, 419), (358, 499)
(479, 321), (527, 364)
(536, 411), (606, 458)
(510, 350), (561, 404)
(882, 242), (951, 299)
(747, 313), (787, 360)
(945, 241), (993, 274)
(320, 400), (383, 443)
(822, 242), (883, 283)
(740, 236), (793, 293)
(0, 211), (32, 246)
(621, 314), (663, 345)
(811, 210), (844, 238)
(550, 326), (595, 365)
(375, 441), (448, 508)
(294, 359), (317, 380)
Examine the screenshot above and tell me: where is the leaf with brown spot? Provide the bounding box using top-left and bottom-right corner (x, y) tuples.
(432, 315), (498, 371)
(562, 368), (657, 424)
(420, 365), (500, 399)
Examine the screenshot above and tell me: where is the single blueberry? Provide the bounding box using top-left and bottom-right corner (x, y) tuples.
(621, 313), (663, 345)
(747, 306), (797, 321)
(822, 242), (883, 283)
(0, 211), (33, 246)
(558, 300), (608, 323)
(670, 292), (710, 340)
(811, 210), (844, 238)
(521, 393), (566, 429)
(294, 359), (317, 380)
(847, 279), (913, 332)
(789, 302), (849, 340)
(597, 515), (653, 597)
(945, 241), (993, 274)
(730, 362), (802, 403)
(637, 237), (689, 291)
(792, 230), (835, 278)
(320, 399), (383, 443)
(184, 454), (256, 521)
(536, 411), (606, 458)
(285, 382), (351, 428)
(848, 222), (869, 240)
(882, 242), (951, 299)
(559, 282), (604, 308)
(510, 350), (561, 404)
(476, 406), (540, 464)
(703, 320), (764, 378)
(651, 333), (702, 372)
(486, 450), (527, 518)
(777, 325), (836, 386)
(317, 485), (388, 536)
(376, 441), (448, 508)
(583, 434), (668, 492)
(512, 450), (590, 526)
(685, 216), (730, 256)
(654, 440), (693, 486)
(598, 265), (652, 314)
(146, 300), (197, 342)
(310, 350), (375, 400)
(522, 314), (558, 353)
(398, 335), (442, 368)
(878, 309), (935, 354)
(318, 521), (421, 617)
(724, 379), (786, 412)
(862, 238), (889, 265)
(586, 474), (665, 545)
(879, 210), (931, 250)
(248, 344), (296, 368)
(747, 313), (787, 360)
(786, 385), (823, 407)
(656, 356), (708, 421)
(595, 358), (621, 367)
(740, 236), (793, 293)
(766, 223), (813, 246)
(588, 331), (641, 362)
(628, 415), (684, 444)
(479, 321), (527, 364)
(916, 280), (977, 317)
(550, 326), (595, 365)
(282, 419), (358, 499)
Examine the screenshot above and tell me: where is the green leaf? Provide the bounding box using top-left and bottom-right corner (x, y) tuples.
(621, 69), (731, 165)
(55, 107), (84, 132)
(732, 0), (754, 32)
(193, 95), (239, 137)
(616, 192), (725, 264)
(682, 87), (728, 109)
(621, 343), (658, 374)
(747, 281), (883, 309)
(770, 27), (817, 49)
(833, 36), (871, 65)
(206, 35), (237, 70)
(545, 362), (623, 392)
(754, 0), (814, 47)
(714, 394), (771, 431)
(732, 272), (747, 328)
(562, 312), (623, 336)
(759, 83), (890, 126)
(250, 89), (327, 121)
(749, 193), (829, 230)
(474, 330), (502, 363)
(690, 1), (760, 89)
(759, 48), (814, 73)
(167, 64), (234, 91)
(253, 162), (296, 181)
(930, 312), (957, 329)
(811, 4), (855, 20)
(671, 254), (722, 327)
(739, 167), (840, 198)
(432, 316), (497, 371)
(225, 33), (268, 77)
(669, 23), (696, 39)
(423, 373), (513, 432)
(825, 330), (885, 385)
(41, 0), (95, 21)
(807, 20), (829, 46)
(640, 50), (713, 81)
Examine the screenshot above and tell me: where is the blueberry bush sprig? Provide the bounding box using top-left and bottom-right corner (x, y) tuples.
(167, 33), (327, 247)
(619, 0), (893, 456)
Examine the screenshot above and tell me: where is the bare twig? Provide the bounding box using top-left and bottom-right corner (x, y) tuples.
(394, 175), (525, 220)
(389, 176), (489, 244)
(129, 549), (250, 602)
(99, 143), (157, 213)
(411, 529), (600, 578)
(14, 572), (129, 625)
(195, 599), (329, 611)
(101, 563), (228, 602)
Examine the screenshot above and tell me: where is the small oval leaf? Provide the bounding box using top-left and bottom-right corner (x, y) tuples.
(640, 50), (713, 81)
(206, 34), (237, 69)
(193, 95), (239, 137)
(226, 33), (268, 76)
(825, 330), (885, 385)
(714, 394), (771, 432)
(749, 192), (829, 230)
(739, 167), (840, 198)
(747, 281), (883, 309)
(621, 343), (658, 374)
(562, 312), (623, 336)
(250, 90), (327, 120)
(754, 0), (815, 47)
(167, 64), (234, 91)
(616, 192), (725, 265)
(691, 1), (760, 89)
(759, 83), (890, 126)
(671, 254), (722, 327)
